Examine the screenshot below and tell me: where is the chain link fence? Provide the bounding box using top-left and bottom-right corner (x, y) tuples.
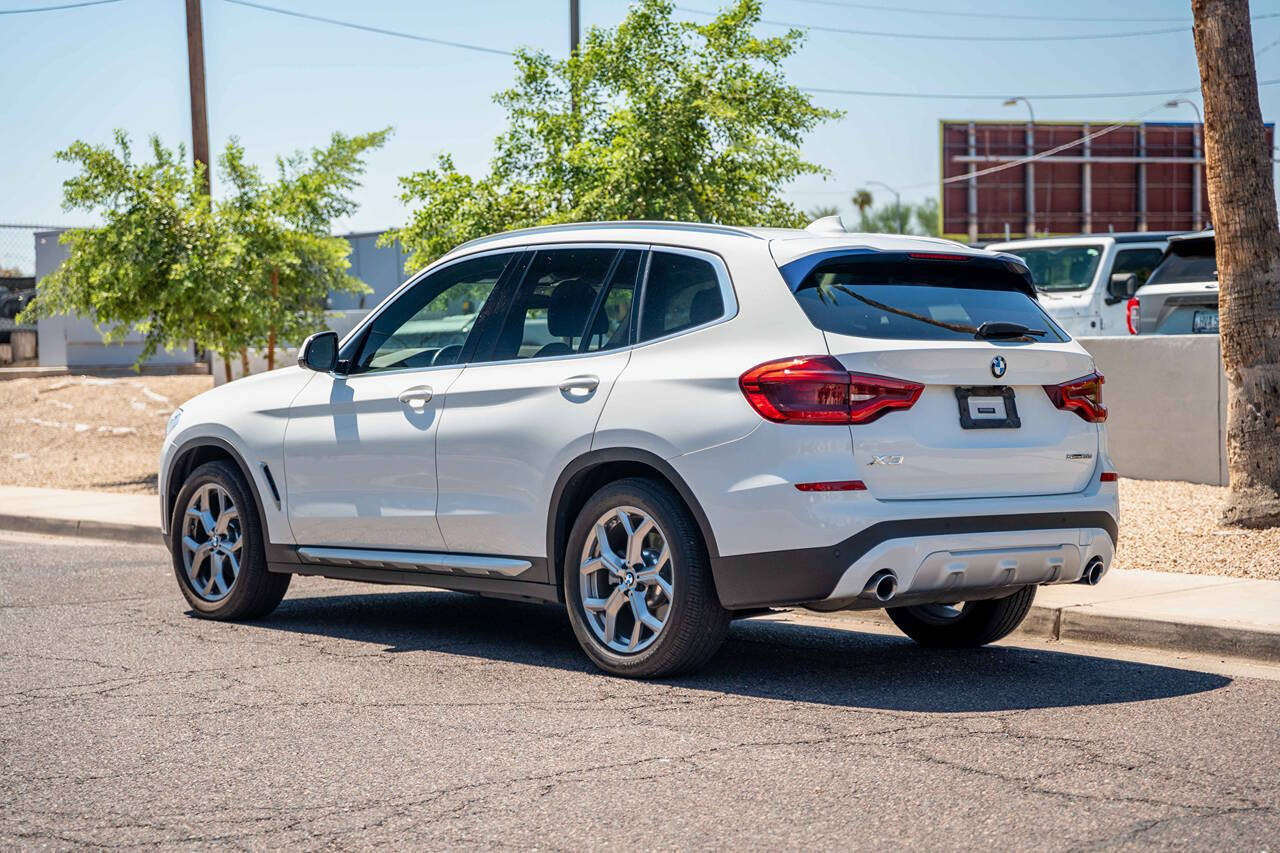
(1, 223), (79, 282)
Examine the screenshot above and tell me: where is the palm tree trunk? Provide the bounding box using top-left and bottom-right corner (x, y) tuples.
(1193, 0), (1280, 527)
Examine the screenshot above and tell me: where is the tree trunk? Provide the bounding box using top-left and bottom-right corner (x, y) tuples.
(223, 356), (231, 385)
(239, 347), (250, 378)
(267, 267), (278, 371)
(1193, 0), (1280, 527)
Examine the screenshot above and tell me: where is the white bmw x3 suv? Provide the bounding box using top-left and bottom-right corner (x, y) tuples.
(160, 219), (1119, 677)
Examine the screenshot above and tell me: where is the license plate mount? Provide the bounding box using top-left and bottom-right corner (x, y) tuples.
(1192, 309), (1219, 334)
(955, 385), (1021, 429)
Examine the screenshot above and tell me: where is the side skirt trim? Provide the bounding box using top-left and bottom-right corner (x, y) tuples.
(296, 546), (532, 578)
(269, 561), (560, 605)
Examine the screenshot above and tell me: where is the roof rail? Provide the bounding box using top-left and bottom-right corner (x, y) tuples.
(451, 220), (766, 253)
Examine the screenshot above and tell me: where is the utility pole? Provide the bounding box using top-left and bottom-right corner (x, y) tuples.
(570, 0), (580, 54)
(185, 0), (211, 195)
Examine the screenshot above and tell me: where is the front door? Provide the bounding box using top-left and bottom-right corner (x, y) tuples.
(435, 246), (644, 568)
(283, 251), (518, 550)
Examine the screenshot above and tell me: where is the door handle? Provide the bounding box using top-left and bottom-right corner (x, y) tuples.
(398, 385), (434, 408)
(558, 374), (600, 395)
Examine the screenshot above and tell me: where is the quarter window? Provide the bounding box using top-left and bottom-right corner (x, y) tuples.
(351, 253), (510, 373)
(638, 251), (724, 342)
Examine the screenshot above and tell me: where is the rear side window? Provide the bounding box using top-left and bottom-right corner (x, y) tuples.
(1147, 239), (1217, 285)
(789, 256), (1068, 343)
(638, 251), (724, 342)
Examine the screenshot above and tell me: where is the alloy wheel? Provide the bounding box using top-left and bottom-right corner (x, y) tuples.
(180, 483), (242, 602)
(579, 506), (673, 654)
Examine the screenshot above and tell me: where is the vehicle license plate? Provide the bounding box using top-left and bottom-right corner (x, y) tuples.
(1193, 310), (1219, 333)
(955, 386), (1021, 429)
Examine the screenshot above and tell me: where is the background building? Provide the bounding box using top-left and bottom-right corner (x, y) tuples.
(940, 119), (1275, 242)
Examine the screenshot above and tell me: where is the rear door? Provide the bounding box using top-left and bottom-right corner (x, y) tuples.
(434, 246), (644, 567)
(788, 253), (1101, 500)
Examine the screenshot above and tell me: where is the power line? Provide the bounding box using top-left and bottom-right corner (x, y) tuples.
(801, 77), (1280, 101)
(222, 0), (515, 57)
(676, 5), (1191, 41)
(772, 0), (1189, 23)
(0, 0), (119, 14)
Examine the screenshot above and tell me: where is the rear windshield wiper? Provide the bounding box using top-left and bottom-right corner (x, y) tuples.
(975, 321), (1046, 340)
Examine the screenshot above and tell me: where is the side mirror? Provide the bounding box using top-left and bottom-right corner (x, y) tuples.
(297, 331), (338, 373)
(1105, 273), (1138, 305)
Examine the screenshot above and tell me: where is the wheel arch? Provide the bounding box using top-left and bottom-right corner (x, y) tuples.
(164, 437), (269, 547)
(546, 448), (720, 601)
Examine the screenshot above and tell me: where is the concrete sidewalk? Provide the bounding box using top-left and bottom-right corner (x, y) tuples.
(2, 484), (1278, 663)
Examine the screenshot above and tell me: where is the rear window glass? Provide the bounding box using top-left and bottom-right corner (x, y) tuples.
(1147, 240), (1217, 285)
(790, 258), (1068, 343)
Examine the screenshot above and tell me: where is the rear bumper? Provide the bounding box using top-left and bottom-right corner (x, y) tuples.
(710, 511), (1117, 610)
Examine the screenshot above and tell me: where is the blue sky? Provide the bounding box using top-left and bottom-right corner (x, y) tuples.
(3, 0), (1279, 237)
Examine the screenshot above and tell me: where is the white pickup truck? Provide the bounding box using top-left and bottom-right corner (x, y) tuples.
(986, 233), (1176, 337)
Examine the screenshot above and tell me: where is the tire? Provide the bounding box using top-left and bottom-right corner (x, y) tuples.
(563, 477), (731, 678)
(886, 585), (1036, 648)
(169, 460), (290, 620)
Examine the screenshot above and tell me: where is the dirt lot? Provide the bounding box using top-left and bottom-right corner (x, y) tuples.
(1, 374), (212, 493)
(2, 373), (1278, 580)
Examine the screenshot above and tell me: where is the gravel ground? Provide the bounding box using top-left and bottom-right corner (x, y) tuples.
(1116, 477), (1280, 581)
(0, 374), (212, 493)
(2, 374), (1278, 580)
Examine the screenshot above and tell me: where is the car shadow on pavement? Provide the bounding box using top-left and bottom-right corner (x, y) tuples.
(248, 587), (1231, 714)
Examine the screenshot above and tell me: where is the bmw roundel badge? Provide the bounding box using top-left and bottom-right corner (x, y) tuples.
(991, 355), (1007, 379)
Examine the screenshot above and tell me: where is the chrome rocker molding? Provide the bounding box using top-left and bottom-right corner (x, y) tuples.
(296, 546), (532, 577)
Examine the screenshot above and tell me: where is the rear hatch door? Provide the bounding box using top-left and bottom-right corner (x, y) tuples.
(786, 251), (1102, 500)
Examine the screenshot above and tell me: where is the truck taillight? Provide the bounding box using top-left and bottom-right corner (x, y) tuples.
(1126, 297), (1140, 335)
(1044, 372), (1107, 423)
(739, 356), (923, 425)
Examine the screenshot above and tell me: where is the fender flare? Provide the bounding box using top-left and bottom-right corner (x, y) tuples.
(545, 447), (721, 591)
(164, 436), (273, 554)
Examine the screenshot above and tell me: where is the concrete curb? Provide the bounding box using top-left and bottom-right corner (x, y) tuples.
(801, 601), (1280, 665)
(0, 514), (160, 546)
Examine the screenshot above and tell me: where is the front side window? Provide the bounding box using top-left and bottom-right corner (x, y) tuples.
(638, 251), (724, 342)
(351, 253), (510, 373)
(482, 248), (641, 362)
(789, 257), (1068, 343)
(1005, 245), (1103, 293)
(1112, 248), (1165, 288)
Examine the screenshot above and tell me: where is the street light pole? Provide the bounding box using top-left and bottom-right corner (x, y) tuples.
(1166, 98), (1205, 229)
(1004, 97), (1036, 236)
(867, 180), (903, 234)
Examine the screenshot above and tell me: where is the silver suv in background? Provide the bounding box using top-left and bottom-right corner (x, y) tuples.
(988, 234), (1174, 337)
(1127, 231), (1219, 335)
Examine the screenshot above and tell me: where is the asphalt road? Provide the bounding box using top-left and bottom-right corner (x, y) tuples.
(3, 531), (1279, 850)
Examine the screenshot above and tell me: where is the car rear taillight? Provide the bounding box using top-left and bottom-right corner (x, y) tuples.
(1044, 372), (1107, 423)
(1126, 296), (1140, 335)
(739, 356), (923, 425)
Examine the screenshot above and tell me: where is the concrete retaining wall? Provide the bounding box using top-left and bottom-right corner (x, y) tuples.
(1078, 335), (1227, 486)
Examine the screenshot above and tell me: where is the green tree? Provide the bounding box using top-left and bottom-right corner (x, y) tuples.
(805, 204), (839, 221)
(854, 197), (941, 237)
(218, 128), (390, 369)
(851, 188), (873, 216)
(20, 129), (388, 376)
(391, 0), (841, 269)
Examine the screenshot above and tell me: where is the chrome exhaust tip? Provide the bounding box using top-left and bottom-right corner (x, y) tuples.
(1079, 557), (1105, 586)
(861, 569), (898, 603)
